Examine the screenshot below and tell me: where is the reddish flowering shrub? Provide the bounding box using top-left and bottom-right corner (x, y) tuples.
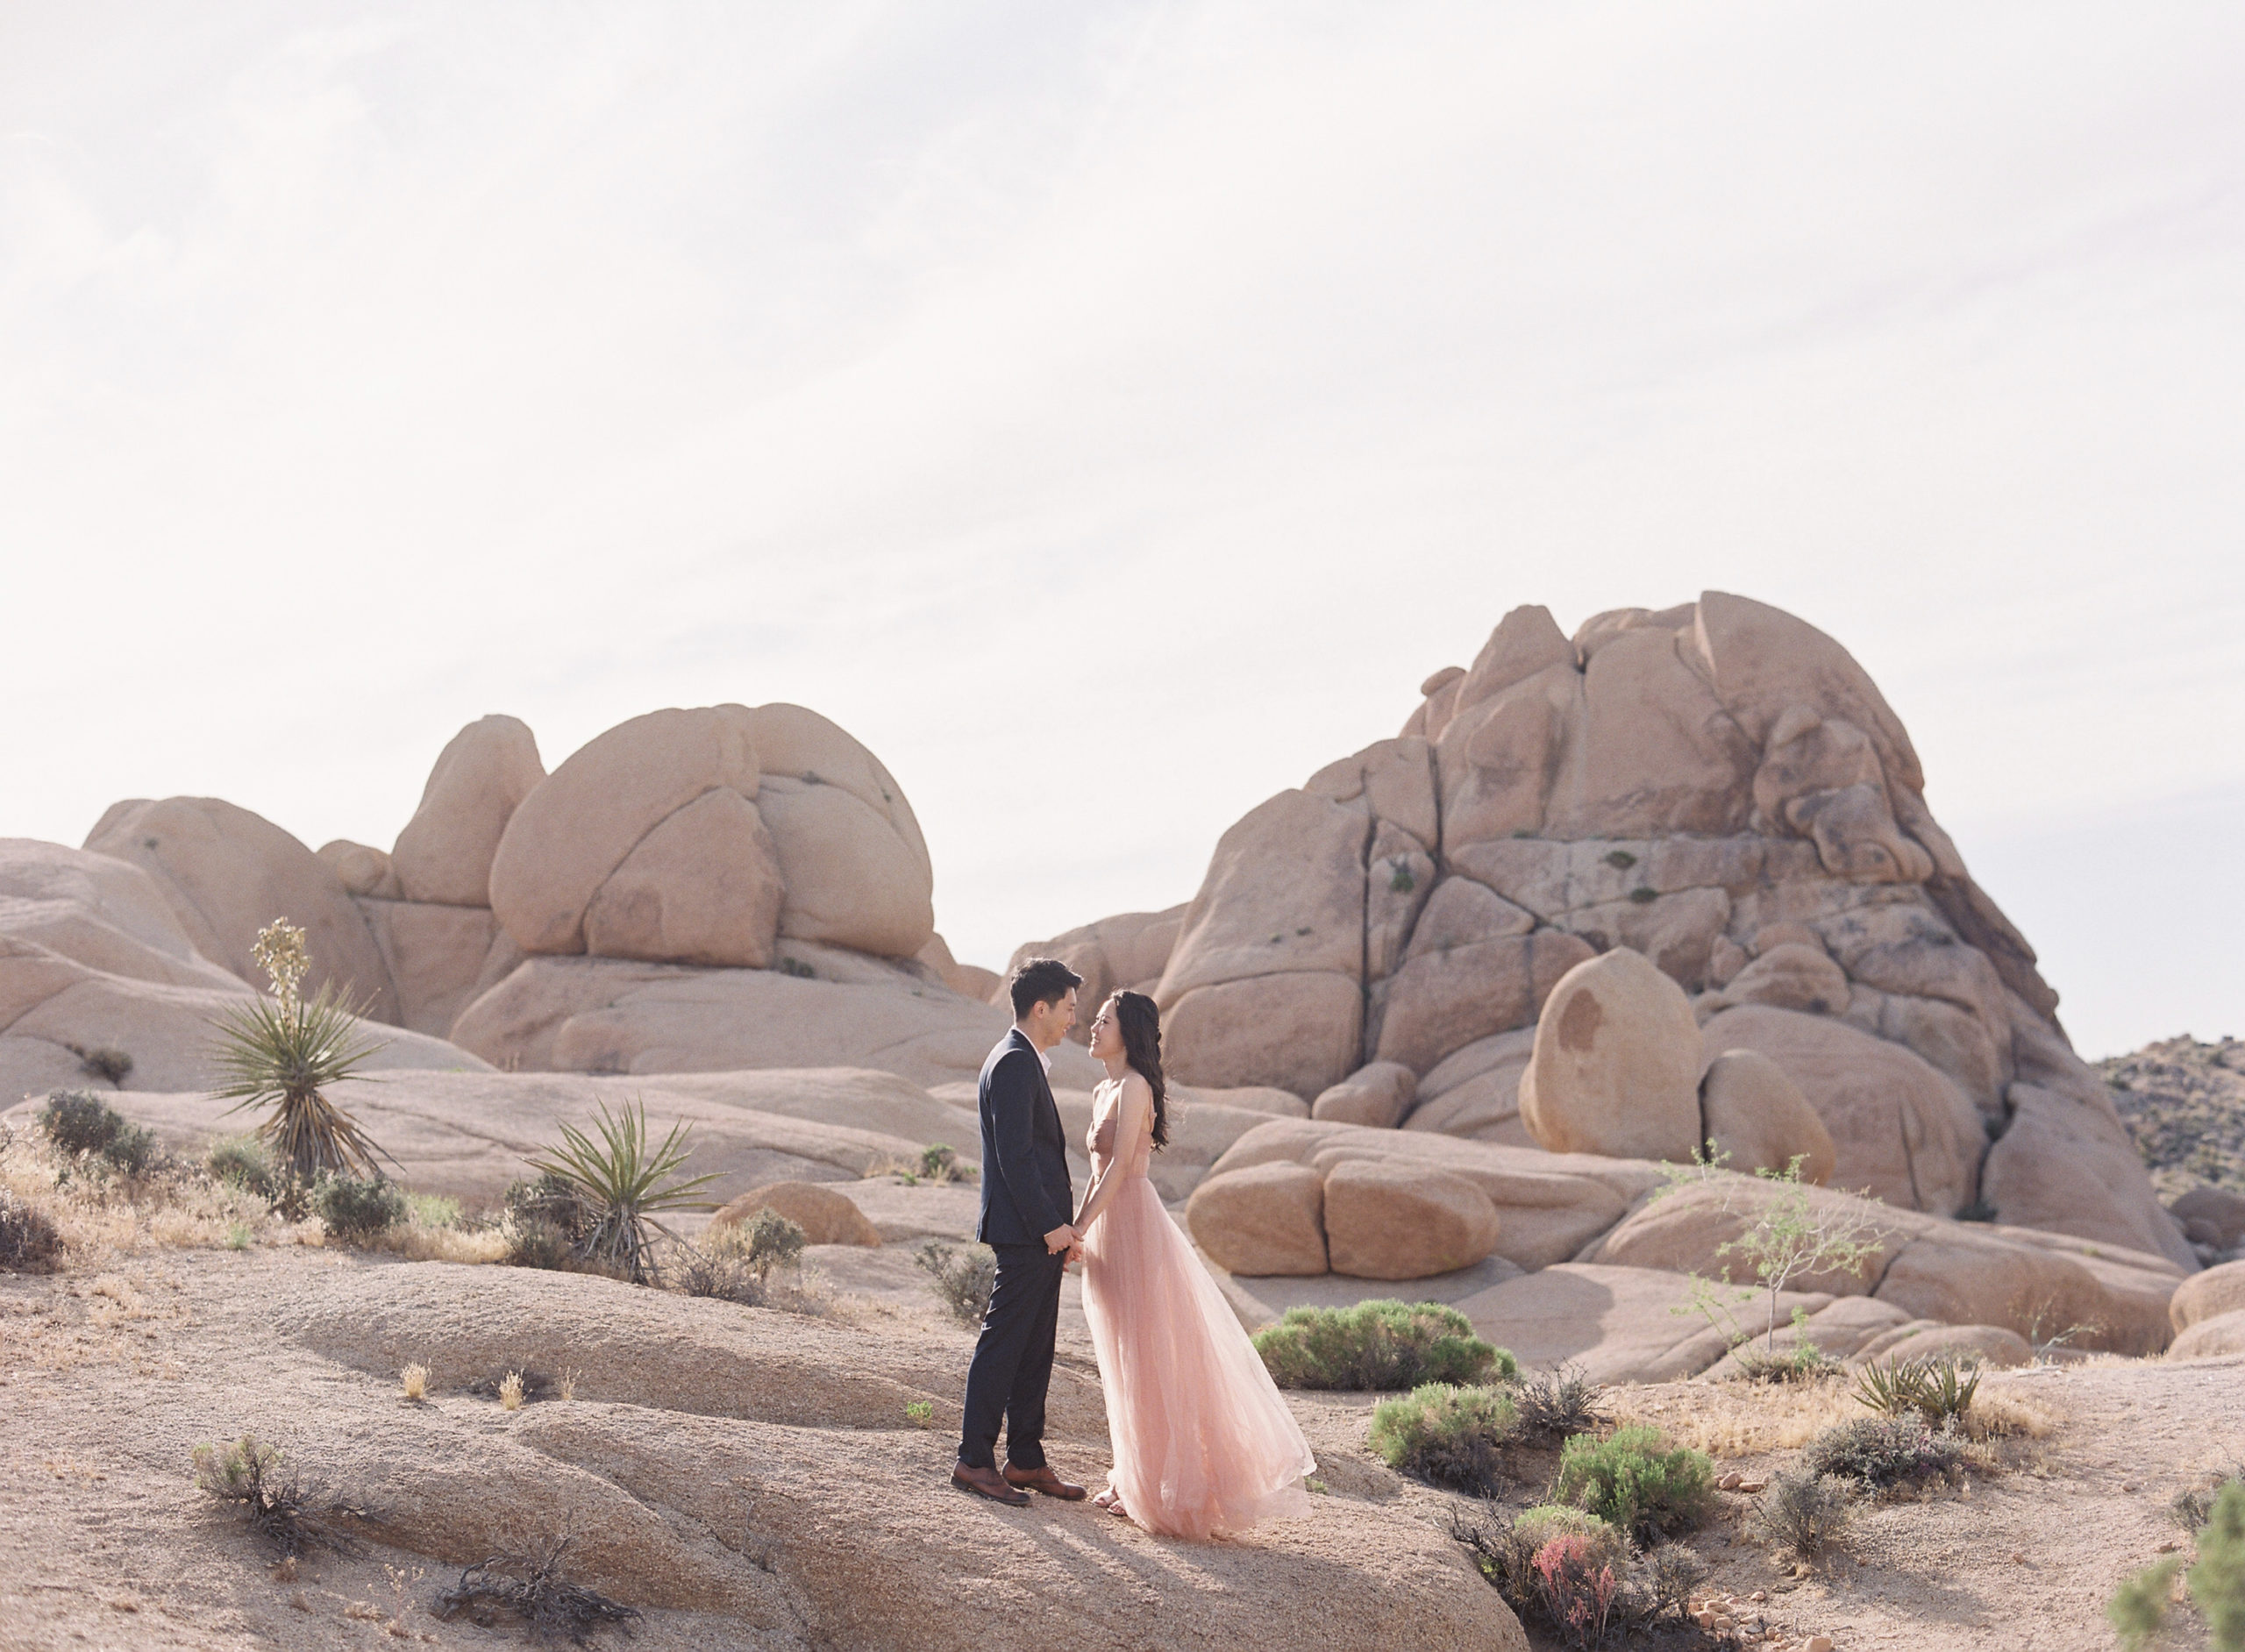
(1532, 1532), (1621, 1648)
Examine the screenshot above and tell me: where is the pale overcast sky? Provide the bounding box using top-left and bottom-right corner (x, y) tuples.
(3, 3), (2240, 1057)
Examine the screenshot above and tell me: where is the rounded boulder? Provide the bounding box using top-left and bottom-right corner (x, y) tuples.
(1322, 1158), (1500, 1280)
(1520, 946), (1703, 1162)
(1700, 1047), (1836, 1183)
(390, 715), (545, 907)
(1186, 1161), (1329, 1277)
(2170, 1258), (2245, 1335)
(712, 1181), (881, 1248)
(1311, 1061), (1418, 1129)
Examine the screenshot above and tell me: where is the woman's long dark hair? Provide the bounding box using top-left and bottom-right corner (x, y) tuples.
(1108, 989), (1170, 1150)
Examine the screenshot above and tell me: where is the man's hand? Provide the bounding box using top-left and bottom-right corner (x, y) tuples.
(1044, 1222), (1078, 1256)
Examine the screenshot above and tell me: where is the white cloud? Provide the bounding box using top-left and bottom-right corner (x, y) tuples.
(2, 1), (2240, 1052)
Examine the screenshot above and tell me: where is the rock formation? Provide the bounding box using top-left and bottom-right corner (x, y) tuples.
(1023, 592), (2192, 1269)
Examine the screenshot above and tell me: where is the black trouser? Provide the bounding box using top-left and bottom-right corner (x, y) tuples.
(958, 1243), (1065, 1471)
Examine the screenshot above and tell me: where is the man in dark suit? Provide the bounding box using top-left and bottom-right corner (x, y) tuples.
(951, 957), (1091, 1506)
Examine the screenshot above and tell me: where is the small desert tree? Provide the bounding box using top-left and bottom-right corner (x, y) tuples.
(208, 921), (390, 1183)
(1664, 1152), (1887, 1354)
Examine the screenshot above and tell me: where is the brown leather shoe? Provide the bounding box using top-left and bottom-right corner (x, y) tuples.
(1002, 1463), (1087, 1500)
(951, 1462), (1030, 1506)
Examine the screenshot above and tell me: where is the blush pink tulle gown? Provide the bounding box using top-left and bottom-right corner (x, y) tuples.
(1077, 1076), (1316, 1540)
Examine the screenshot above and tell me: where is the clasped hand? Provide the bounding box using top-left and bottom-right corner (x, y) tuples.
(1044, 1221), (1084, 1265)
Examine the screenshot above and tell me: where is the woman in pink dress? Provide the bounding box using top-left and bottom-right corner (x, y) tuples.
(1072, 989), (1316, 1539)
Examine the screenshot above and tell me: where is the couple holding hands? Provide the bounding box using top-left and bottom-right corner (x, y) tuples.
(951, 958), (1315, 1540)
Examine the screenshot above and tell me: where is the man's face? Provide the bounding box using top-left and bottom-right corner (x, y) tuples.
(1029, 986), (1079, 1048)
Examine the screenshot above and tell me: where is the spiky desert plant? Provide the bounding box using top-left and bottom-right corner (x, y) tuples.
(208, 921), (390, 1182)
(523, 1098), (717, 1284)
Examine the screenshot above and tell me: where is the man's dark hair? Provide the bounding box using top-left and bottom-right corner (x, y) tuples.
(1009, 957), (1083, 1020)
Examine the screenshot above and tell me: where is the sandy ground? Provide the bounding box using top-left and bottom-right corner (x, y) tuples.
(2, 1213), (2240, 1650)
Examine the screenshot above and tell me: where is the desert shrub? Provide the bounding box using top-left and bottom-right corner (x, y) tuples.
(2113, 1480), (2245, 1652)
(2173, 1469), (2245, 1534)
(407, 1192), (463, 1228)
(2199, 1481), (2245, 1651)
(916, 1143), (977, 1184)
(1851, 1354), (1980, 1425)
(208, 921), (391, 1182)
(524, 1098), (716, 1283)
(190, 1435), (351, 1558)
(1513, 1364), (1609, 1442)
(2109, 1556), (2184, 1651)
(1752, 1468), (1853, 1561)
(313, 1173), (407, 1241)
(38, 1088), (157, 1174)
(1554, 1426), (1715, 1542)
(65, 1042), (134, 1086)
(1800, 1415), (1964, 1490)
(208, 1133), (286, 1201)
(0, 1190), (62, 1272)
(1450, 1501), (1699, 1643)
(436, 1535), (641, 1642)
(1532, 1532), (1627, 1648)
(1730, 1336), (1837, 1385)
(680, 1211), (809, 1303)
(915, 1241), (997, 1326)
(1252, 1300), (1512, 1391)
(501, 1172), (598, 1271)
(1369, 1383), (1518, 1494)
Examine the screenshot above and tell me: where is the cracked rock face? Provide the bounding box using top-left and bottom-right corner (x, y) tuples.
(1024, 591), (2192, 1268)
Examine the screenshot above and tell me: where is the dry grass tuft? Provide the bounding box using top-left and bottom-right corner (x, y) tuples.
(400, 1363), (429, 1402)
(1969, 1385), (2061, 1441)
(499, 1371), (524, 1412)
(375, 1221), (508, 1264)
(1610, 1376), (1862, 1459)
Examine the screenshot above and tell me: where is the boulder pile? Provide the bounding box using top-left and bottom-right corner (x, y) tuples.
(1016, 593), (2192, 1270)
(7, 703), (1070, 1097)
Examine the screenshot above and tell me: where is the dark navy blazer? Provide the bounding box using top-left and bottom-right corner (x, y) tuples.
(975, 1029), (1074, 1247)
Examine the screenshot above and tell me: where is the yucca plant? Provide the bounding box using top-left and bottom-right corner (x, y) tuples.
(208, 921), (391, 1183)
(524, 1099), (717, 1283)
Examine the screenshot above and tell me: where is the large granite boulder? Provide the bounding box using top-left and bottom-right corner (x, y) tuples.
(1519, 947), (1702, 1162)
(389, 714), (545, 906)
(83, 797), (398, 1020)
(1697, 1047), (1835, 1182)
(488, 703), (934, 969)
(1014, 591), (2187, 1268)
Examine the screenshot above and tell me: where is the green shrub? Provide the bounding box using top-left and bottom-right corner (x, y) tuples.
(1800, 1416), (1963, 1489)
(208, 1134), (280, 1197)
(2113, 1479), (2245, 1651)
(1370, 1383), (1518, 1493)
(313, 1174), (407, 1240)
(2199, 1481), (2245, 1651)
(1554, 1426), (1715, 1542)
(915, 1241), (996, 1326)
(0, 1191), (61, 1272)
(1252, 1300), (1513, 1391)
(501, 1173), (599, 1271)
(407, 1192), (463, 1229)
(38, 1088), (156, 1173)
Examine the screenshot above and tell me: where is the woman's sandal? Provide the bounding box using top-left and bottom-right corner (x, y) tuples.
(1094, 1488), (1128, 1518)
